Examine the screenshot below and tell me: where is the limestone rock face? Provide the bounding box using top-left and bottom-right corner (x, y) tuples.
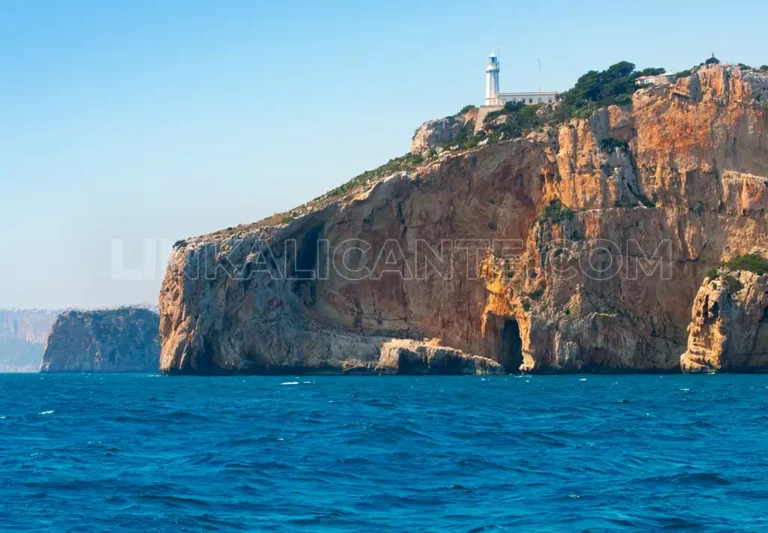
(160, 65), (768, 374)
(376, 340), (504, 375)
(40, 308), (160, 373)
(411, 108), (476, 153)
(681, 271), (768, 372)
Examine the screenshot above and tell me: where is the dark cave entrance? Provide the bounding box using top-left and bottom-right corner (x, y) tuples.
(292, 224), (324, 305)
(499, 319), (523, 373)
(293, 224), (323, 279)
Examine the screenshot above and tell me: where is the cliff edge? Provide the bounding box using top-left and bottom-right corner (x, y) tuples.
(159, 64), (768, 374)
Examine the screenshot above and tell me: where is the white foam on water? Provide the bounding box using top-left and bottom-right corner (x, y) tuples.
(39, 410), (54, 415)
(681, 388), (690, 391)
(579, 378), (588, 382)
(280, 382), (299, 386)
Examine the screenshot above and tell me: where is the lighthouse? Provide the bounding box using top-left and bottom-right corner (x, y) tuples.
(480, 52), (558, 109)
(485, 51), (500, 106)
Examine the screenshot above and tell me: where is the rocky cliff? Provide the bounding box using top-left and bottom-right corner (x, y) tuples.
(681, 264), (768, 372)
(159, 64), (768, 374)
(40, 308), (160, 373)
(411, 108), (477, 153)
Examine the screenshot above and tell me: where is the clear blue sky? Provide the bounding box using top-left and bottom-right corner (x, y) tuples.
(1, 0), (765, 309)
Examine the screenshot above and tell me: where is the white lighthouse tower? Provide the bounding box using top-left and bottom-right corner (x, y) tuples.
(485, 51), (500, 106)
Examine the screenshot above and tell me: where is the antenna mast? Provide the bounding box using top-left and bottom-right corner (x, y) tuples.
(538, 58), (541, 94)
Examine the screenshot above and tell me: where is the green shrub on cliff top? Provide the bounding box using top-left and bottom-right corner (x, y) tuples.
(550, 62), (665, 123)
(703, 254), (768, 291)
(722, 254), (768, 275)
(481, 101), (546, 144)
(484, 101), (527, 124)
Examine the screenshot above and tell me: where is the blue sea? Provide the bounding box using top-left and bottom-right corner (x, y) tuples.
(2, 374), (768, 532)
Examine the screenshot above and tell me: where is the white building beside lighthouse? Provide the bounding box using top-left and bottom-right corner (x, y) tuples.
(482, 51), (557, 107)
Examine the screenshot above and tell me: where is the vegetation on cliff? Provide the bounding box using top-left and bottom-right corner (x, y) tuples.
(481, 101), (546, 142)
(706, 254), (768, 280)
(551, 62), (664, 121)
(538, 199), (575, 224)
(704, 254), (768, 292)
(723, 254), (768, 275)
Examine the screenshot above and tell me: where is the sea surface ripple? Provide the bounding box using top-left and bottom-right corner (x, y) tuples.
(1, 373), (768, 532)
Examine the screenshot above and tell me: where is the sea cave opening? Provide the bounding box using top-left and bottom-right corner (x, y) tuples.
(499, 319), (523, 373)
(292, 224), (324, 304)
(293, 224), (323, 279)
